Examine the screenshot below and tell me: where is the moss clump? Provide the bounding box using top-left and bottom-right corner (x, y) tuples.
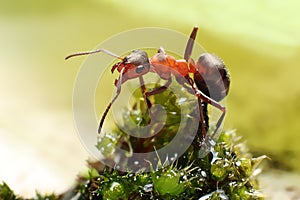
(0, 182), (21, 200)
(0, 182), (58, 200)
(63, 85), (266, 200)
(0, 83), (266, 199)
(64, 130), (265, 200)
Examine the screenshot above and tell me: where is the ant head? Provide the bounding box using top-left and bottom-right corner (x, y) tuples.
(125, 50), (149, 66)
(115, 50), (151, 81)
(124, 50), (150, 74)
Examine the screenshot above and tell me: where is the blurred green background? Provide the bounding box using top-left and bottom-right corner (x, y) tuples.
(1, 0), (300, 195)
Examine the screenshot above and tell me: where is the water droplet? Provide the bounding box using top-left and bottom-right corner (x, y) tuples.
(143, 183), (153, 192)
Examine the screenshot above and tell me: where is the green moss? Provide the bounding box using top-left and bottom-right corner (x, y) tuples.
(0, 182), (58, 200)
(64, 130), (264, 199)
(0, 83), (266, 199)
(0, 133), (264, 199)
(66, 86), (266, 199)
(0, 182), (20, 200)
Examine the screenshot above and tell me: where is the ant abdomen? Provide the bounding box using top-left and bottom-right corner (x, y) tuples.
(194, 53), (230, 102)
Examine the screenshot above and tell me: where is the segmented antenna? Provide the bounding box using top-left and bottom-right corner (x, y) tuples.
(65, 49), (123, 60)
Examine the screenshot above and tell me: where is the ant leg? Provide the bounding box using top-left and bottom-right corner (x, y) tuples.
(144, 78), (172, 101)
(183, 27), (227, 139)
(139, 76), (152, 108)
(98, 69), (125, 134)
(185, 76), (226, 138)
(196, 90), (226, 137)
(198, 99), (208, 138)
(184, 26), (198, 61)
(183, 84), (208, 138)
(139, 76), (172, 111)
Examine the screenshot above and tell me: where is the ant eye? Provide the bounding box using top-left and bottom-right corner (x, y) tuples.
(135, 65), (145, 74)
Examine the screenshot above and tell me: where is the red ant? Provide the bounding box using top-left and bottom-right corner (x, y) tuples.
(65, 27), (230, 139)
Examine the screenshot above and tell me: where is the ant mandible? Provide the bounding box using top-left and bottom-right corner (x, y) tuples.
(65, 27), (230, 139)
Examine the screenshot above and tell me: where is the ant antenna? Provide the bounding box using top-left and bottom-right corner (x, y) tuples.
(65, 49), (123, 60)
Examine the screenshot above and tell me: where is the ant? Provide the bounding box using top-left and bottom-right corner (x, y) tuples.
(65, 27), (230, 140)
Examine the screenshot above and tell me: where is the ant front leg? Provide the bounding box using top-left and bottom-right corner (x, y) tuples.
(98, 69), (125, 134)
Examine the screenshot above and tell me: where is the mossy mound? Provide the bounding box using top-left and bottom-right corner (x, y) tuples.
(0, 84), (266, 199)
(64, 130), (265, 200)
(63, 87), (266, 200)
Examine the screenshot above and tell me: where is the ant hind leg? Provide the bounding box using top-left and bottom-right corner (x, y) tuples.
(184, 26), (198, 61)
